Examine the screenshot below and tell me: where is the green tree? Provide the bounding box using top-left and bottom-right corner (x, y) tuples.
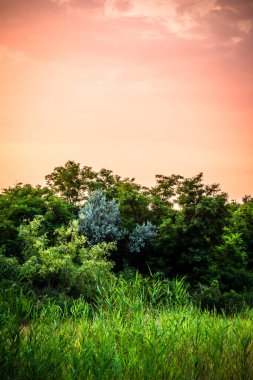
(114, 182), (151, 232)
(45, 160), (97, 204)
(148, 174), (182, 224)
(231, 197), (253, 268)
(208, 228), (250, 291)
(154, 174), (230, 282)
(45, 160), (142, 204)
(18, 216), (115, 299)
(0, 184), (76, 259)
(205, 196), (253, 292)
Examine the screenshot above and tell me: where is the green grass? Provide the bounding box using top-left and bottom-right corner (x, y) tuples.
(1, 275), (253, 379)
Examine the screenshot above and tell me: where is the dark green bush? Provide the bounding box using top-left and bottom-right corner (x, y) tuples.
(193, 281), (246, 314)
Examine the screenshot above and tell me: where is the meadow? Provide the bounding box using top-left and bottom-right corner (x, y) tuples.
(1, 275), (253, 380)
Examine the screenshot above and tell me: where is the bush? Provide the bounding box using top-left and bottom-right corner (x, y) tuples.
(193, 281), (245, 313)
(0, 254), (21, 290)
(128, 221), (156, 253)
(18, 216), (116, 300)
(79, 190), (124, 245)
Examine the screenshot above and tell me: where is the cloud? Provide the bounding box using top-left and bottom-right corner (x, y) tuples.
(0, 0), (63, 27)
(103, 0), (253, 46)
(0, 0), (107, 22)
(0, 0), (252, 64)
(0, 0), (58, 15)
(174, 0), (253, 45)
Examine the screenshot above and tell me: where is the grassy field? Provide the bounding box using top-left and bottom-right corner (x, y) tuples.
(1, 275), (253, 380)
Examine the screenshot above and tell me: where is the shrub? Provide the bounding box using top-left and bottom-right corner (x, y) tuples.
(128, 221), (157, 253)
(78, 191), (124, 245)
(18, 216), (116, 300)
(193, 280), (245, 313)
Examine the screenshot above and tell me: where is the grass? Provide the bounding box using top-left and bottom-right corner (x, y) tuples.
(1, 274), (253, 379)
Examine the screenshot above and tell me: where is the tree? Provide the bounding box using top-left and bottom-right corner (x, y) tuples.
(78, 191), (124, 245)
(0, 184), (76, 259)
(230, 197), (253, 269)
(45, 160), (98, 204)
(208, 228), (250, 291)
(153, 174), (230, 282)
(45, 160), (143, 204)
(114, 182), (151, 232)
(148, 174), (182, 224)
(204, 197), (253, 292)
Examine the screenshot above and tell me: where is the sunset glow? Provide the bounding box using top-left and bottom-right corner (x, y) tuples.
(0, 0), (252, 199)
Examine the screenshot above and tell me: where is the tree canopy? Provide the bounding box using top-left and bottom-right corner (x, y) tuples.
(1, 161), (252, 309)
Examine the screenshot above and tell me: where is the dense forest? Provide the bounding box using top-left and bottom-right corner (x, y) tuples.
(1, 160), (253, 379)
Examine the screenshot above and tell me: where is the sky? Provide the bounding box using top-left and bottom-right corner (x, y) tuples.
(0, 0), (252, 200)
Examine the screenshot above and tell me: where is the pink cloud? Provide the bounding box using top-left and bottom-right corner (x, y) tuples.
(0, 0), (252, 198)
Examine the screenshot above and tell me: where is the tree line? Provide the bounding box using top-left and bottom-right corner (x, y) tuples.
(1, 160), (252, 310)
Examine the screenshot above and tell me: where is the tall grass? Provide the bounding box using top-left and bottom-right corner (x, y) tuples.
(1, 274), (253, 379)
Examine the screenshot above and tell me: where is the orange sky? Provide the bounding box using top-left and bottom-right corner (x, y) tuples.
(0, 0), (252, 200)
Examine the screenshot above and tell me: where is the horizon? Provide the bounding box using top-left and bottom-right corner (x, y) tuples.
(0, 0), (252, 200)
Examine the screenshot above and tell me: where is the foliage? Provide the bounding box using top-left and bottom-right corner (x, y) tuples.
(193, 280), (246, 314)
(1, 160), (253, 310)
(230, 197), (253, 268)
(128, 221), (157, 253)
(114, 182), (151, 231)
(45, 160), (141, 204)
(0, 254), (20, 285)
(2, 161), (253, 378)
(78, 190), (124, 245)
(153, 173), (230, 283)
(149, 174), (182, 223)
(17, 216), (116, 299)
(45, 160), (97, 204)
(0, 184), (76, 258)
(207, 228), (253, 291)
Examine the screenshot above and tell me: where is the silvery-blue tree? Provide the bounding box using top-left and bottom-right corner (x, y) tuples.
(128, 221), (157, 253)
(78, 190), (124, 245)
